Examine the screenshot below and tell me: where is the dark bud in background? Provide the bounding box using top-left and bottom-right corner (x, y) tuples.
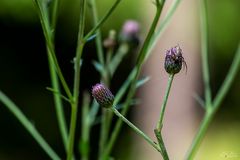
(164, 45), (186, 74)
(119, 20), (140, 45)
(92, 83), (114, 108)
(103, 30), (117, 49)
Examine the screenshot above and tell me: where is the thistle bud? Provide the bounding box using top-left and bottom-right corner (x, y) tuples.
(119, 20), (140, 44)
(91, 84), (114, 108)
(164, 45), (186, 74)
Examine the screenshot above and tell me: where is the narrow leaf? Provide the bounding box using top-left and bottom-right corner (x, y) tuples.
(136, 76), (151, 88)
(92, 60), (104, 73)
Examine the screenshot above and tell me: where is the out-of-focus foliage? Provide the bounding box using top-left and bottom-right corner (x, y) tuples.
(0, 0), (36, 22)
(209, 0), (240, 56)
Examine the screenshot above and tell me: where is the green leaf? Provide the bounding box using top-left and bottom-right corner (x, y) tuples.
(115, 99), (141, 110)
(136, 76), (151, 88)
(109, 43), (129, 76)
(114, 68), (137, 105)
(193, 93), (205, 109)
(46, 87), (71, 103)
(92, 60), (104, 73)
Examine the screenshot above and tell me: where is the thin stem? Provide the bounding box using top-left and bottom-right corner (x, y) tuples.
(185, 44), (240, 160)
(109, 43), (129, 76)
(185, 111), (213, 160)
(111, 107), (161, 153)
(156, 74), (174, 130)
(103, 1), (164, 157)
(88, 0), (111, 157)
(200, 0), (212, 108)
(89, 0), (105, 66)
(51, 0), (59, 38)
(33, 0), (72, 99)
(154, 74), (174, 160)
(135, 0), (164, 66)
(154, 130), (169, 160)
(213, 44), (240, 109)
(47, 48), (68, 151)
(67, 0), (87, 159)
(146, 0), (182, 62)
(46, 0), (68, 151)
(83, 0), (123, 41)
(79, 92), (90, 160)
(0, 91), (61, 160)
(98, 109), (109, 159)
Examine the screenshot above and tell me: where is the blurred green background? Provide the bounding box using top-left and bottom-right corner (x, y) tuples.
(0, 0), (239, 160)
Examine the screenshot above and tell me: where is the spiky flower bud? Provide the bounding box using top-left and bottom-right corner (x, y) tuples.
(119, 20), (140, 44)
(92, 84), (114, 108)
(164, 45), (186, 74)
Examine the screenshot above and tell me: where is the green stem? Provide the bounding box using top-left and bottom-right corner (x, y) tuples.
(80, 93), (90, 160)
(99, 109), (109, 159)
(84, 0), (123, 41)
(185, 111), (213, 160)
(185, 0), (240, 157)
(109, 43), (129, 76)
(200, 0), (212, 108)
(50, 0), (59, 38)
(0, 91), (61, 160)
(67, 0), (87, 159)
(89, 0), (105, 66)
(88, 1), (111, 157)
(213, 44), (240, 109)
(156, 74), (174, 130)
(154, 130), (169, 160)
(186, 43), (240, 159)
(47, 47), (68, 151)
(103, 1), (164, 157)
(111, 107), (161, 153)
(47, 0), (68, 151)
(146, 0), (182, 62)
(154, 74), (174, 160)
(33, 0), (72, 99)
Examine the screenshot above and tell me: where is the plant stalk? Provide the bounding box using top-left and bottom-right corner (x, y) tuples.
(111, 107), (161, 153)
(67, 0), (87, 158)
(0, 91), (61, 160)
(102, 1), (165, 157)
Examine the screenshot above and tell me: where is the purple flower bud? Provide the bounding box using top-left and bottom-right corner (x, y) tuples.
(119, 20), (140, 44)
(92, 84), (114, 108)
(164, 45), (186, 74)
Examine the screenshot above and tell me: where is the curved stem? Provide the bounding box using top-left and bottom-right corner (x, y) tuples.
(0, 91), (61, 160)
